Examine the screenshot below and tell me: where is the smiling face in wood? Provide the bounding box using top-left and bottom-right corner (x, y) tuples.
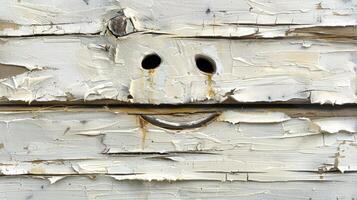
(0, 0), (356, 199)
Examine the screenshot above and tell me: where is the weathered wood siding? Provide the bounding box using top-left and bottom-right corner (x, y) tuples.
(0, 107), (356, 199)
(0, 35), (356, 104)
(1, 0), (356, 37)
(0, 0), (356, 199)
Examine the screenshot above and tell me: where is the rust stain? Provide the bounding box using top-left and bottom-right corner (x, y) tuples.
(207, 74), (215, 99)
(138, 116), (148, 150)
(147, 69), (155, 103)
(0, 21), (20, 31)
(148, 69), (155, 76)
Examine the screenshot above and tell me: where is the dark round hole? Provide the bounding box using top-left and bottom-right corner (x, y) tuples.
(141, 53), (161, 70)
(195, 55), (216, 74)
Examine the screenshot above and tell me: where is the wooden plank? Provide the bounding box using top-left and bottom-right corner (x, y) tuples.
(0, 176), (356, 200)
(0, 0), (356, 38)
(0, 109), (356, 182)
(0, 0), (120, 36)
(0, 35), (356, 104)
(118, 0), (357, 38)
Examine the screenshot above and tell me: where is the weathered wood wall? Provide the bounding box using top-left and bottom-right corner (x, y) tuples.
(0, 0), (356, 199)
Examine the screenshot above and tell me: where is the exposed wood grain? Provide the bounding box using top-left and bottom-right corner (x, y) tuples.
(0, 63), (29, 79)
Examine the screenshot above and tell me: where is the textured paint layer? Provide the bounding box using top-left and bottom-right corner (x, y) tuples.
(0, 176), (356, 200)
(0, 35), (356, 104)
(1, 1), (356, 199)
(0, 0), (356, 38)
(0, 109), (356, 182)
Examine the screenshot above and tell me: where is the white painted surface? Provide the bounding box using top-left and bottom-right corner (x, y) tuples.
(1, 0), (356, 199)
(0, 35), (356, 104)
(0, 176), (356, 200)
(0, 109), (355, 199)
(0, 110), (356, 182)
(1, 0), (356, 38)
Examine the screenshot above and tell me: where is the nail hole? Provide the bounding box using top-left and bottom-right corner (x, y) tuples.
(141, 53), (161, 70)
(195, 55), (216, 74)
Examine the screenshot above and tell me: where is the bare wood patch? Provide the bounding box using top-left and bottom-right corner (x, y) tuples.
(0, 63), (29, 79)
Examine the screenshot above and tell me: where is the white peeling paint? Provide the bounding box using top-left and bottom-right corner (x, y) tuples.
(0, 176), (355, 199)
(0, 35), (356, 104)
(0, 0), (356, 199)
(0, 109), (355, 182)
(1, 0), (356, 38)
(0, 0), (121, 36)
